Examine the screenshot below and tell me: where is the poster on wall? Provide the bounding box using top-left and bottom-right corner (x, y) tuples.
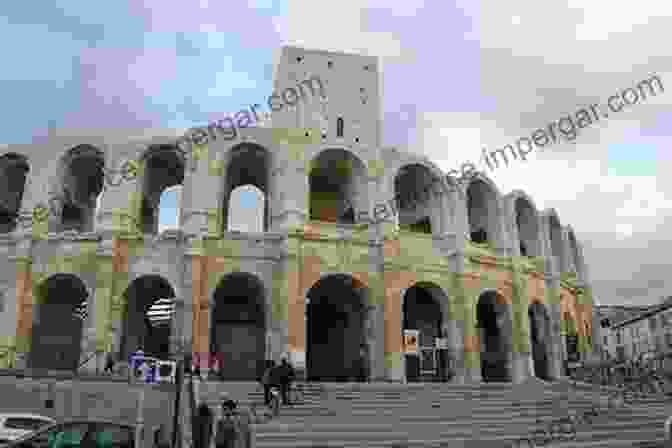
(404, 330), (419, 355)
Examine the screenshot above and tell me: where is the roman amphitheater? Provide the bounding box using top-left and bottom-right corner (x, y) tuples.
(0, 46), (598, 384)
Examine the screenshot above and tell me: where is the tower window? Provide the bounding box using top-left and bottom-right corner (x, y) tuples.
(296, 56), (303, 63)
(328, 61), (333, 68)
(337, 117), (344, 138)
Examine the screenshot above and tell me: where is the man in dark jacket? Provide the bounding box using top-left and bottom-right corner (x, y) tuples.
(261, 360), (276, 406)
(277, 356), (295, 405)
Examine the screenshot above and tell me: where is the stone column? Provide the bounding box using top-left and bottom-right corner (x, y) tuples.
(180, 140), (221, 239)
(277, 235), (303, 377)
(463, 306), (482, 384)
(365, 300), (385, 381)
(545, 273), (565, 380)
(269, 137), (311, 232)
(12, 240), (33, 369)
(383, 285), (405, 382)
(511, 306), (534, 383)
(267, 262), (289, 364)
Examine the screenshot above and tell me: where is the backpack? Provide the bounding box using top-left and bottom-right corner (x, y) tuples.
(215, 417), (238, 448)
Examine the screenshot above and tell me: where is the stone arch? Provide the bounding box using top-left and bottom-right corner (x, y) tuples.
(465, 175), (502, 247)
(305, 273), (370, 381)
(0, 152), (30, 233)
(220, 143), (272, 233)
(308, 148), (368, 224)
(544, 209), (565, 272)
(227, 184), (265, 233)
(119, 275), (176, 361)
(53, 145), (106, 233)
(476, 289), (513, 382)
(210, 271), (267, 380)
(401, 282), (450, 382)
(29, 273), (89, 370)
(512, 191), (541, 257)
(138, 145), (185, 234)
(393, 163), (448, 235)
(528, 301), (552, 380)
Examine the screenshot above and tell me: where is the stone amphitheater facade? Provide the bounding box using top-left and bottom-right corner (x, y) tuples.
(0, 46), (598, 383)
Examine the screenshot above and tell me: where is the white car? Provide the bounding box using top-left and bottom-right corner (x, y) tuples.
(0, 414), (55, 445)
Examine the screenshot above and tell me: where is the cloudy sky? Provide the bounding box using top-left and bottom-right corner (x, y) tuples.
(3, 0), (671, 306)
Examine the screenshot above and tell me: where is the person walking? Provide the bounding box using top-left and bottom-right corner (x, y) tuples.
(192, 403), (213, 448)
(152, 425), (170, 448)
(277, 356), (295, 405)
(261, 360), (276, 406)
(215, 393), (239, 448)
(104, 352), (115, 374)
(358, 344), (369, 383)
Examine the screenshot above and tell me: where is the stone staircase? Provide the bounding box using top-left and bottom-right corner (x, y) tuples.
(196, 378), (672, 447)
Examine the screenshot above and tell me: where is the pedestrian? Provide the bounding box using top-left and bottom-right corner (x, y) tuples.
(277, 356), (295, 405)
(153, 425), (170, 448)
(193, 403), (213, 448)
(358, 344), (369, 383)
(104, 352), (115, 374)
(215, 393), (239, 448)
(261, 360), (276, 406)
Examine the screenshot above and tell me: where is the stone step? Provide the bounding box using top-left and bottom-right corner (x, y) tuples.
(253, 426), (666, 447)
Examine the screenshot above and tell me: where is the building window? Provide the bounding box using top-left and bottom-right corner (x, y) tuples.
(603, 335), (608, 346)
(666, 333), (672, 347)
(616, 331), (622, 345)
(336, 117), (344, 137)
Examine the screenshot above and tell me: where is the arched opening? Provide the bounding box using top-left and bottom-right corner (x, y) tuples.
(477, 291), (513, 382)
(467, 179), (498, 246)
(308, 149), (367, 224)
(139, 145), (185, 234)
(222, 144), (270, 233)
(394, 164), (443, 234)
(0, 153), (29, 233)
(227, 185), (265, 233)
(29, 274), (88, 370)
(157, 185), (182, 233)
(528, 302), (552, 380)
(211, 272), (266, 380)
(568, 230), (581, 275)
(56, 145), (105, 233)
(336, 117), (344, 138)
(306, 274), (368, 381)
(548, 214), (564, 271)
(402, 283), (449, 382)
(119, 275), (176, 361)
(515, 197), (540, 257)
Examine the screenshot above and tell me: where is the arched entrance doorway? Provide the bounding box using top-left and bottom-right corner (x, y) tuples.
(402, 283), (447, 382)
(211, 272), (266, 380)
(306, 274), (368, 381)
(120, 275), (175, 361)
(529, 302), (552, 380)
(29, 274), (88, 370)
(477, 291), (513, 382)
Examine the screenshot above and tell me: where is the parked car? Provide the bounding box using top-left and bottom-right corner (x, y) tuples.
(5, 419), (137, 448)
(0, 414), (55, 445)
